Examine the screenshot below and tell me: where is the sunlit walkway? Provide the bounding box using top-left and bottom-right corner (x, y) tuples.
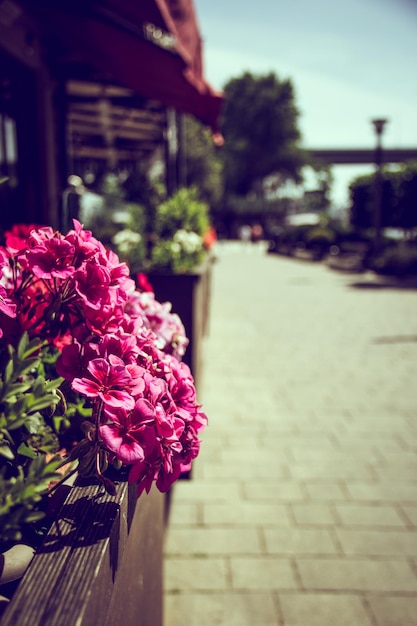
(164, 241), (417, 626)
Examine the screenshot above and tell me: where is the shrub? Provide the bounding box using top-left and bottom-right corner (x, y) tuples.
(367, 243), (417, 276)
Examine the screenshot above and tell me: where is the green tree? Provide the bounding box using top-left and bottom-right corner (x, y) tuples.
(220, 72), (306, 198)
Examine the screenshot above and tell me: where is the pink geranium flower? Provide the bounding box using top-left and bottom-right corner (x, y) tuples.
(0, 286), (17, 338)
(100, 399), (157, 464)
(4, 223), (44, 253)
(27, 236), (76, 279)
(74, 262), (111, 310)
(0, 285), (16, 319)
(71, 356), (136, 409)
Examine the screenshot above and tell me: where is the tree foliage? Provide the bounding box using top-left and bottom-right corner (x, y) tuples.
(349, 162), (417, 233)
(220, 72), (306, 198)
(182, 115), (223, 210)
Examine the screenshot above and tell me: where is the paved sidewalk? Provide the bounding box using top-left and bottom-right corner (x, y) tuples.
(164, 242), (417, 626)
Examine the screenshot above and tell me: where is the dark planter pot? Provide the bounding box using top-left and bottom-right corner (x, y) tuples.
(0, 477), (164, 626)
(146, 254), (213, 392)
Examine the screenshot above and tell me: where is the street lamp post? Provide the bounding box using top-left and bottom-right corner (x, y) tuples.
(371, 118), (388, 253)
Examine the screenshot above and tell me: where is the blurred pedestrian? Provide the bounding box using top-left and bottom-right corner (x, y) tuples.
(251, 223), (263, 243)
(239, 224), (252, 244)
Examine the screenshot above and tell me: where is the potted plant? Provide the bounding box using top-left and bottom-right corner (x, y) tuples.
(0, 220), (208, 623)
(141, 187), (215, 390)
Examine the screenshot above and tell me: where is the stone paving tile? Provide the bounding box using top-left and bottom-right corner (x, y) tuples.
(170, 480), (242, 503)
(334, 504), (406, 528)
(342, 417), (416, 433)
(303, 482), (348, 501)
(260, 433), (339, 446)
(203, 502), (291, 526)
(287, 447), (382, 463)
(345, 481), (417, 503)
(340, 440), (407, 453)
(400, 505), (417, 526)
(165, 527), (263, 556)
(373, 466), (417, 481)
(367, 595), (417, 626)
(376, 451), (417, 465)
(243, 480), (306, 502)
(264, 528), (338, 555)
(335, 529), (417, 556)
(399, 433), (417, 447)
(230, 557), (297, 590)
(297, 558), (417, 591)
(164, 591), (279, 626)
(288, 460), (376, 480)
(278, 592), (374, 626)
(164, 558), (229, 591)
(332, 433), (414, 448)
(166, 501), (199, 526)
(217, 447), (293, 463)
(199, 459), (288, 480)
(291, 503), (336, 526)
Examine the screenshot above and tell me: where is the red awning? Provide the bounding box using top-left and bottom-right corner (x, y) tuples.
(23, 0), (224, 133)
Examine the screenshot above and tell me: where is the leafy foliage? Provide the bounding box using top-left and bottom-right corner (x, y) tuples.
(366, 242), (417, 276)
(148, 187), (210, 272)
(0, 334), (67, 545)
(182, 115), (223, 210)
(85, 176), (211, 274)
(349, 162), (417, 232)
(153, 187), (209, 239)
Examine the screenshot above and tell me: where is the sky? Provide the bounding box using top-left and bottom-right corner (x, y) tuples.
(194, 0), (417, 206)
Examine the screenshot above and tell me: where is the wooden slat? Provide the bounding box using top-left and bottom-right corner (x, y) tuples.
(0, 478), (164, 626)
(68, 111), (164, 132)
(69, 145), (158, 159)
(69, 101), (165, 123)
(67, 80), (134, 99)
(68, 114), (161, 141)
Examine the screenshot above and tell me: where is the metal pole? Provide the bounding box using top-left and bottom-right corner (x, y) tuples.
(371, 119), (388, 253)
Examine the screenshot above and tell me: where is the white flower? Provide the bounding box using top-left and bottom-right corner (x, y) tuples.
(173, 229), (203, 254)
(112, 229), (141, 254)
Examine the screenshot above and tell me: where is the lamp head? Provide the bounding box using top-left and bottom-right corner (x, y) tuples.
(372, 119), (388, 136)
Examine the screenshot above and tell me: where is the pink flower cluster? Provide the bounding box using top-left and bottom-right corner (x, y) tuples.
(0, 221), (207, 496)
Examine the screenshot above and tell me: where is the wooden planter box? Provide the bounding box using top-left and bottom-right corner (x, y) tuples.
(147, 254), (213, 392)
(0, 477), (164, 626)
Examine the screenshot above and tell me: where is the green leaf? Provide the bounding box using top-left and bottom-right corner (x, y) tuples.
(9, 396), (26, 416)
(5, 381), (33, 395)
(0, 444), (15, 460)
(4, 358), (13, 385)
(14, 357), (40, 377)
(17, 333), (29, 360)
(44, 377), (64, 392)
(27, 394), (59, 412)
(31, 375), (46, 397)
(24, 510), (46, 523)
(6, 414), (29, 430)
(17, 443), (37, 459)
(20, 334), (44, 360)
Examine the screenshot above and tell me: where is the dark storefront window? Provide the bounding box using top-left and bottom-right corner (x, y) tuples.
(0, 49), (41, 235)
(0, 59), (18, 232)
